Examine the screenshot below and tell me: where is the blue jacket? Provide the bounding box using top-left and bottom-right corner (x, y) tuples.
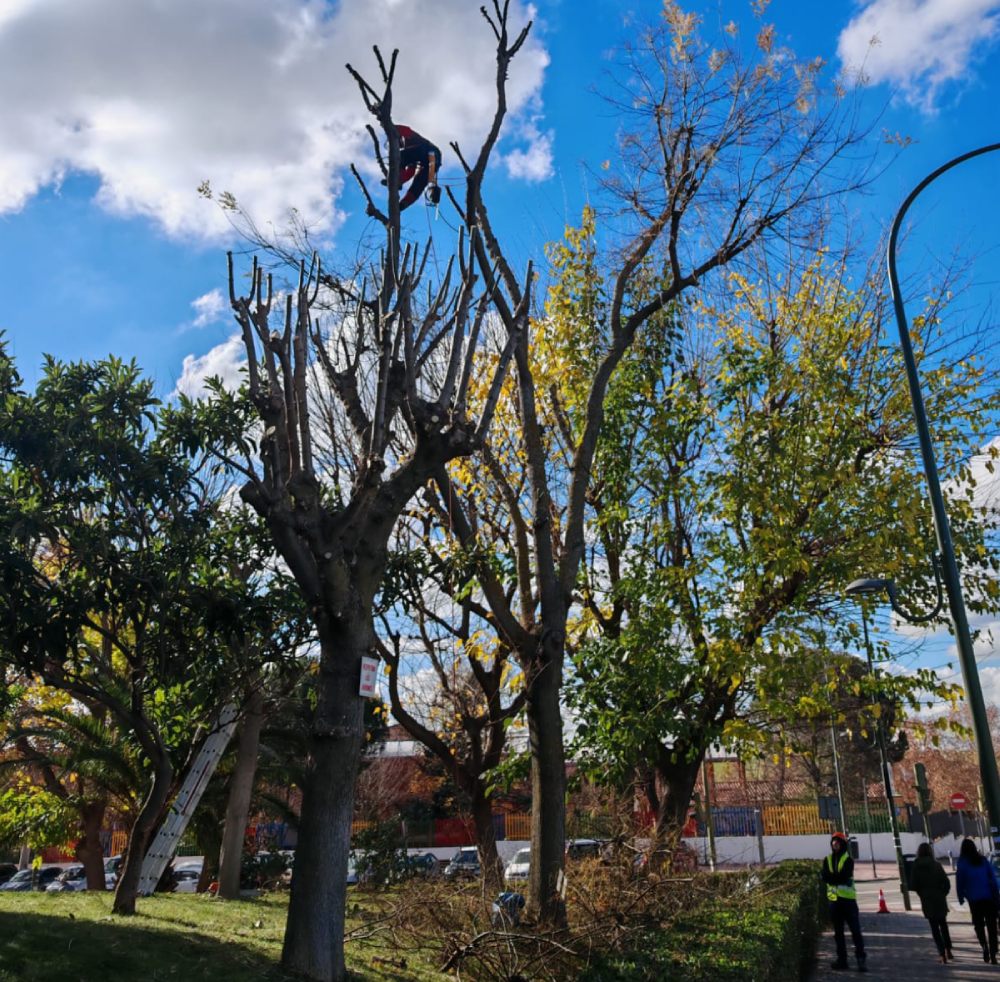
(956, 856), (999, 904)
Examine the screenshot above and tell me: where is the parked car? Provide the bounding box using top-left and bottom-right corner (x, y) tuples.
(504, 848), (531, 884)
(405, 851), (438, 876)
(565, 839), (610, 862)
(0, 863), (18, 886)
(0, 866), (64, 891)
(444, 847), (481, 880)
(101, 855), (123, 889)
(346, 850), (363, 885)
(46, 865), (88, 892)
(172, 864), (203, 894)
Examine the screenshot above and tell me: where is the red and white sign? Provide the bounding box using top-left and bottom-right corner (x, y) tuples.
(950, 792), (969, 811)
(359, 656), (380, 698)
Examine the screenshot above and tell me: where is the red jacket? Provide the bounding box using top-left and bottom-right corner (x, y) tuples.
(397, 125), (422, 183)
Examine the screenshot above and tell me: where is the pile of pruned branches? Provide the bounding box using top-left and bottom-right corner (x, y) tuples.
(345, 853), (730, 981)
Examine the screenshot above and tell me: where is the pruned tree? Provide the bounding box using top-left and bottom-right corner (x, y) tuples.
(178, 6), (534, 977)
(432, 1), (882, 922)
(376, 520), (526, 890)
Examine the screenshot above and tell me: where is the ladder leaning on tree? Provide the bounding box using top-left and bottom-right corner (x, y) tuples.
(137, 703), (239, 896)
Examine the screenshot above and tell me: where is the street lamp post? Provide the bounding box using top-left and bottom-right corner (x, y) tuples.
(830, 723), (848, 839)
(852, 597), (912, 910)
(860, 777), (878, 879)
(888, 142), (1000, 853)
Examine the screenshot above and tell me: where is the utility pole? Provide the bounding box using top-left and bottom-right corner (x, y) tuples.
(915, 762), (933, 842)
(702, 757), (717, 871)
(754, 807), (766, 866)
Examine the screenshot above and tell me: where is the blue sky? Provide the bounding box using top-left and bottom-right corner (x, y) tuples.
(1, 0), (1000, 703)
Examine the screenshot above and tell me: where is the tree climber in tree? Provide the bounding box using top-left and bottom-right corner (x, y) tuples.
(392, 124), (442, 210)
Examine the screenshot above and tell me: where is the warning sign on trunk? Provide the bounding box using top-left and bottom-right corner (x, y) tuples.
(359, 656), (380, 698)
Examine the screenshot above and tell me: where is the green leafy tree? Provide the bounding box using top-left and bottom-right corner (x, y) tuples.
(0, 683), (142, 888)
(566, 250), (997, 837)
(0, 785), (76, 856)
(0, 347), (298, 914)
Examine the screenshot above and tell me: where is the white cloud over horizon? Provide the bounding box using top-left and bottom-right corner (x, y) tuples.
(173, 332), (245, 399)
(837, 0), (1000, 112)
(189, 289), (227, 329)
(0, 0), (550, 242)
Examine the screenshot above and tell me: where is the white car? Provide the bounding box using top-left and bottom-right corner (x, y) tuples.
(45, 865), (87, 892)
(504, 848), (531, 884)
(172, 864), (203, 893)
(47, 863), (119, 892)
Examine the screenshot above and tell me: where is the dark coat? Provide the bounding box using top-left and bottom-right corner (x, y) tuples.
(909, 855), (951, 920)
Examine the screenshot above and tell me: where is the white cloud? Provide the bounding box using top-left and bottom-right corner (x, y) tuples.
(190, 289), (226, 329)
(0, 0), (549, 241)
(173, 333), (245, 399)
(968, 436), (1000, 514)
(976, 665), (1000, 709)
(837, 0), (1000, 112)
(503, 121), (554, 182)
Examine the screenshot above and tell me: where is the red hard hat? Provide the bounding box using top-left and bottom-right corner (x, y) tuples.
(831, 831), (848, 844)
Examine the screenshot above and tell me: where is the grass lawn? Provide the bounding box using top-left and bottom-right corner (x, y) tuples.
(0, 891), (444, 981)
(0, 864), (826, 980)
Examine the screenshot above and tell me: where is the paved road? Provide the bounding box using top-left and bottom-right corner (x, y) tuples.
(811, 863), (1000, 980)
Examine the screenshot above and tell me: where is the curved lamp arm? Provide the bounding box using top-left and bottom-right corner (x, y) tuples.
(845, 554), (945, 623)
(888, 143), (1000, 303)
(888, 554), (945, 624)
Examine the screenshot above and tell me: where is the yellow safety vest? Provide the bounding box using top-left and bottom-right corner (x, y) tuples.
(825, 851), (856, 902)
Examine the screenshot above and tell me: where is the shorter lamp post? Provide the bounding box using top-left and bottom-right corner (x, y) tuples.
(845, 576), (922, 911)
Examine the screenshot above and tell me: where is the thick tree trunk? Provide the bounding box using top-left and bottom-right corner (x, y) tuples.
(525, 653), (566, 925)
(194, 821), (223, 894)
(654, 752), (702, 843)
(76, 800), (108, 891)
(113, 753), (174, 915)
(280, 618), (367, 982)
(471, 785), (503, 892)
(218, 687), (266, 900)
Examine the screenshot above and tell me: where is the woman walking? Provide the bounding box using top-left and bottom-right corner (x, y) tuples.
(909, 842), (953, 963)
(956, 837), (1000, 963)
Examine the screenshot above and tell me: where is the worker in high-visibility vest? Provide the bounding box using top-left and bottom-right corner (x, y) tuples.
(821, 831), (867, 972)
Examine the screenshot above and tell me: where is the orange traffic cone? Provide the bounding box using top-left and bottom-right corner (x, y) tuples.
(877, 888), (890, 913)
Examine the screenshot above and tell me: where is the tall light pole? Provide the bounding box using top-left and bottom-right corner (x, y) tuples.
(861, 777), (878, 879)
(830, 723), (848, 839)
(845, 585), (912, 910)
(887, 142), (1000, 854)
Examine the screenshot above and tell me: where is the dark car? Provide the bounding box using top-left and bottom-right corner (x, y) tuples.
(0, 866), (64, 891)
(405, 852), (438, 876)
(0, 863), (17, 886)
(565, 839), (610, 862)
(444, 847), (481, 879)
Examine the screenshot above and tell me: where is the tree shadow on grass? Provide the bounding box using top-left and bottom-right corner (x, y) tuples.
(0, 910), (296, 982)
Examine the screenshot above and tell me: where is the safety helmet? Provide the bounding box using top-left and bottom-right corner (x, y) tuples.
(831, 831), (848, 846)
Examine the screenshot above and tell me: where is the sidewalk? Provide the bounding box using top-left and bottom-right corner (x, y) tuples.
(811, 864), (1000, 980)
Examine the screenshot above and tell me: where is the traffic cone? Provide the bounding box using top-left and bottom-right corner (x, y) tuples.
(877, 888), (890, 913)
